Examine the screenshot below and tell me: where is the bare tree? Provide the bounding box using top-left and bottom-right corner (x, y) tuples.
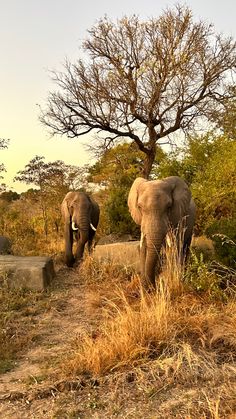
(207, 85), (236, 139)
(40, 5), (236, 178)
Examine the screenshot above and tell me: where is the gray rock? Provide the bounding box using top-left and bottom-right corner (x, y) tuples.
(93, 241), (140, 272)
(0, 236), (11, 254)
(0, 256), (55, 291)
(97, 234), (136, 245)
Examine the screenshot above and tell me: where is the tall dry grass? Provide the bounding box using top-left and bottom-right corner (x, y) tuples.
(47, 229), (236, 417)
(63, 228), (236, 395)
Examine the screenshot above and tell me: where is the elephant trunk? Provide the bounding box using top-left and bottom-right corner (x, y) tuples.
(72, 214), (89, 236)
(145, 238), (163, 286)
(72, 214), (90, 264)
(143, 220), (168, 286)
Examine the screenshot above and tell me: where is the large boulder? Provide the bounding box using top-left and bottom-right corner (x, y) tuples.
(0, 256), (55, 291)
(0, 236), (11, 254)
(93, 241), (140, 272)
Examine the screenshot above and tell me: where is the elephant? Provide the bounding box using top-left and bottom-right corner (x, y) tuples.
(61, 191), (100, 267)
(128, 176), (196, 287)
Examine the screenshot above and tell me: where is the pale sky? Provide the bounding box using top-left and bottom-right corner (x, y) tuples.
(0, 0), (235, 192)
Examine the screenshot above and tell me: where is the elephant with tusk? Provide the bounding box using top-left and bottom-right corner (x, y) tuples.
(61, 191), (100, 267)
(128, 176), (196, 288)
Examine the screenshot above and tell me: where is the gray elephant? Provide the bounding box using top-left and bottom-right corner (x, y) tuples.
(61, 191), (100, 267)
(128, 176), (196, 287)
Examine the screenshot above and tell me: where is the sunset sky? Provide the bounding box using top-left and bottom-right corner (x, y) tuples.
(0, 0), (235, 192)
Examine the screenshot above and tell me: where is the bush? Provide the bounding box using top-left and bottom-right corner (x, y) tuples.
(105, 186), (139, 236)
(206, 218), (236, 269)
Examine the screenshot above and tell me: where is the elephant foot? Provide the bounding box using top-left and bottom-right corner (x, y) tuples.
(66, 262), (75, 268)
(140, 275), (156, 293)
(65, 256), (75, 267)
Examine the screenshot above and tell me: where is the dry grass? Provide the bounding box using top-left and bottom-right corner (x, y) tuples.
(54, 233), (236, 417)
(49, 232), (236, 418)
(0, 287), (52, 373)
(1, 232), (236, 417)
(63, 231), (236, 381)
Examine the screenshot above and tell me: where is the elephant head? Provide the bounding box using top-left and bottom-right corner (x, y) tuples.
(128, 176), (195, 287)
(61, 191), (100, 267)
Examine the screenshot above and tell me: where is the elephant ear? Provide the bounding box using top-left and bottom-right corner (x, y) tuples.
(164, 176), (191, 225)
(128, 177), (147, 225)
(61, 192), (73, 223)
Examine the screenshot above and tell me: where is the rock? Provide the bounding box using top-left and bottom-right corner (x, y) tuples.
(93, 241), (140, 272)
(0, 236), (11, 254)
(97, 234), (136, 245)
(0, 256), (55, 291)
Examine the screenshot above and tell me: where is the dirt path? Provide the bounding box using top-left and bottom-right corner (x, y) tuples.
(0, 265), (104, 418)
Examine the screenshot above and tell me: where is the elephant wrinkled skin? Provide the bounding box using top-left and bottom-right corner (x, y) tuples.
(128, 176), (196, 287)
(61, 191), (100, 267)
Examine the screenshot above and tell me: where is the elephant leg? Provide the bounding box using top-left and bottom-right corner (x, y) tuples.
(87, 230), (96, 254)
(140, 237), (155, 291)
(183, 237), (192, 263)
(74, 241), (86, 264)
(64, 224), (75, 267)
(145, 249), (160, 289)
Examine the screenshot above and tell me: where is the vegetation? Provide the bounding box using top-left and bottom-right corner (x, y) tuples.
(88, 143), (145, 235)
(0, 286), (51, 373)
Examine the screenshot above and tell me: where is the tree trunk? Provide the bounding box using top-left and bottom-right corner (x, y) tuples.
(142, 150), (155, 179)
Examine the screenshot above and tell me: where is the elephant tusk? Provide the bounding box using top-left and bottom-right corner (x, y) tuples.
(166, 233), (171, 247)
(72, 221), (78, 231)
(90, 223), (97, 231)
(140, 232), (144, 248)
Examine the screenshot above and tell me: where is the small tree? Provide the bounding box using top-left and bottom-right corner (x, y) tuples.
(0, 138), (9, 192)
(14, 156), (86, 237)
(155, 132), (221, 184)
(192, 137), (236, 227)
(41, 5), (236, 178)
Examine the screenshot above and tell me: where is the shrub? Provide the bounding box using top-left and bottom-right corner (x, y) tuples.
(105, 186), (139, 236)
(206, 218), (236, 269)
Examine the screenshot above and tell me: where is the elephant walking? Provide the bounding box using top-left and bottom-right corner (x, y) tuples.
(61, 191), (100, 267)
(128, 176), (196, 287)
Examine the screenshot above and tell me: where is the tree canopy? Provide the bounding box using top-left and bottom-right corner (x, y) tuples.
(14, 155), (87, 193)
(41, 5), (236, 177)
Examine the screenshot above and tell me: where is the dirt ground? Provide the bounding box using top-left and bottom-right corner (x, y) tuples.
(0, 262), (236, 419)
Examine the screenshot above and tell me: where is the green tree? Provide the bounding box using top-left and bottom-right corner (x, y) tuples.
(41, 6), (236, 178)
(155, 132), (221, 184)
(88, 143), (151, 235)
(0, 191), (20, 202)
(14, 156), (86, 238)
(192, 137), (236, 229)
